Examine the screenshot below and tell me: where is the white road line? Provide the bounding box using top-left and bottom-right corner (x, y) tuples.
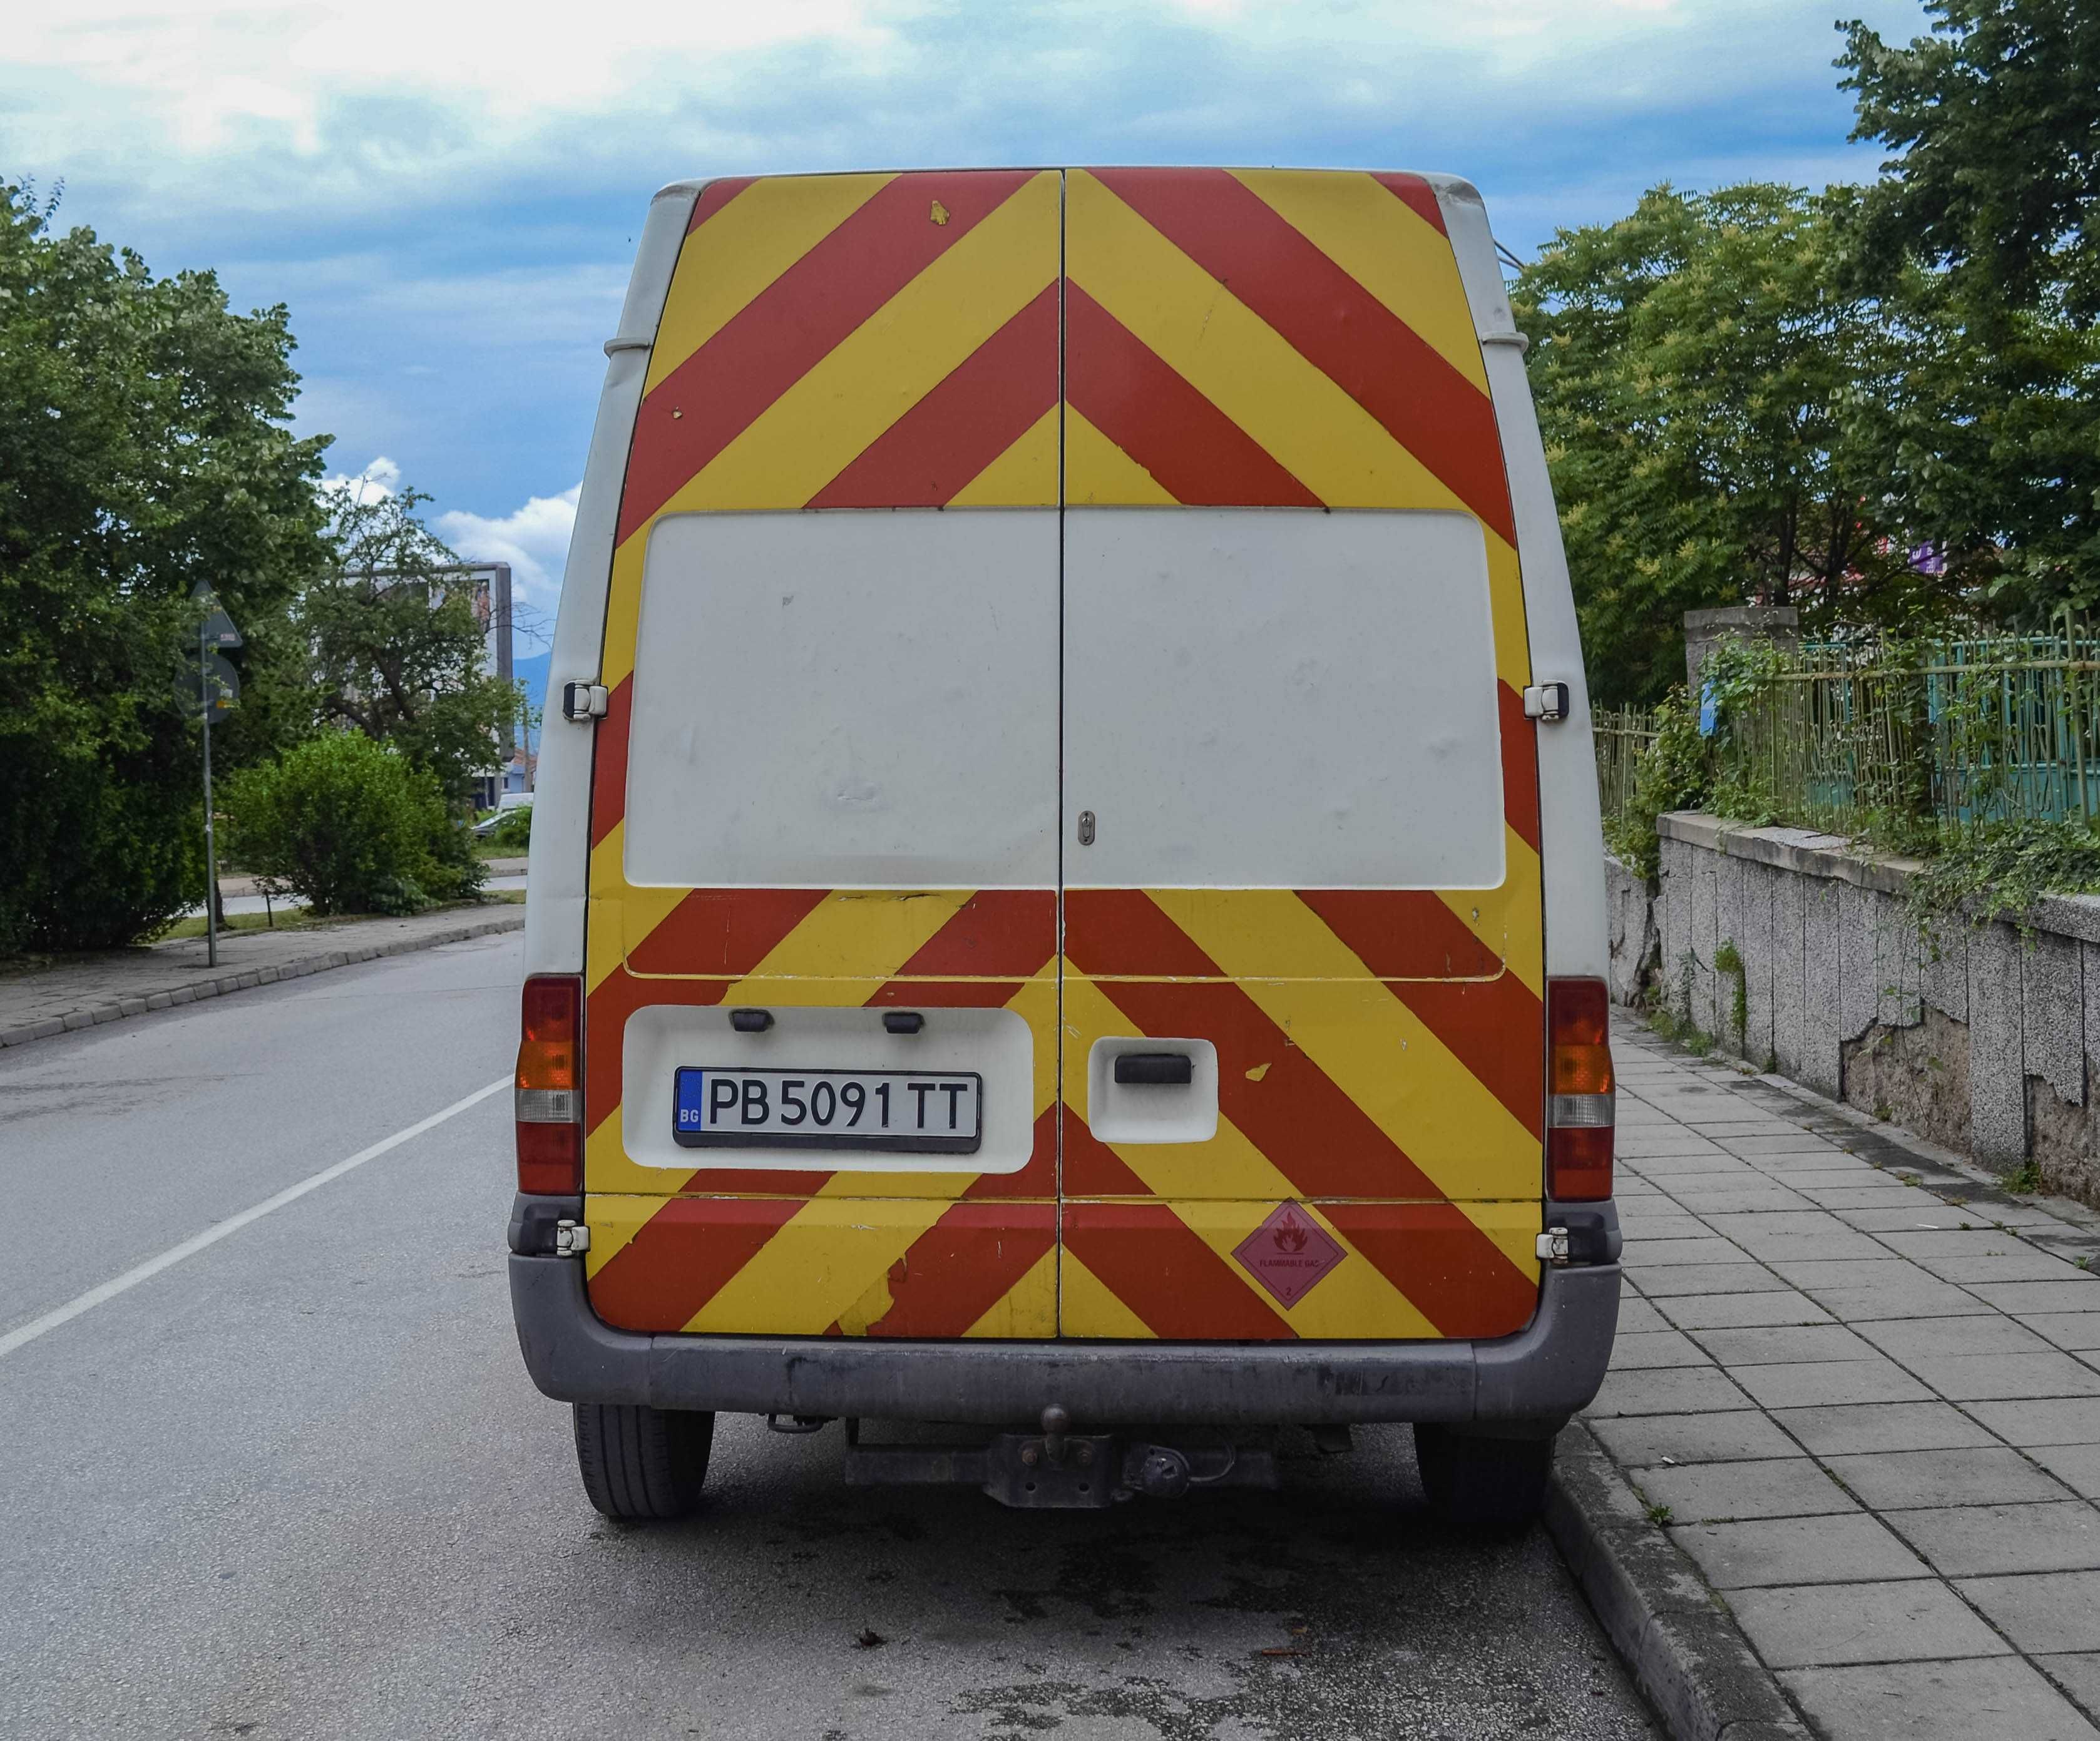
(0, 1074), (510, 1362)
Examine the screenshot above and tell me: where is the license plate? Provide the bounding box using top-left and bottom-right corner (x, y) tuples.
(672, 1067), (983, 1155)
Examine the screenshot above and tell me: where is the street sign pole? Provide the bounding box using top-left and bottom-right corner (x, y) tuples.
(200, 616), (218, 969)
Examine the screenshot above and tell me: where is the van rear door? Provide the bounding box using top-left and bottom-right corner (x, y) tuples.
(578, 170), (1066, 1341)
(1055, 168), (1545, 1340)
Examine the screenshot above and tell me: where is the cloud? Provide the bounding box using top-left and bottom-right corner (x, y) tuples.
(319, 454), (401, 501)
(435, 486), (583, 629)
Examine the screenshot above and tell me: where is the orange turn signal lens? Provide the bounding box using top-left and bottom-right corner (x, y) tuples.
(516, 975), (583, 1195)
(1547, 978), (1614, 1202)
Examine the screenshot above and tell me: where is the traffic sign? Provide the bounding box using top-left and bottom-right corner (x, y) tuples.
(178, 650), (242, 719)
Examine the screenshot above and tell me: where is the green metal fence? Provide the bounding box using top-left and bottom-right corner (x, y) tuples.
(1594, 609), (2100, 842)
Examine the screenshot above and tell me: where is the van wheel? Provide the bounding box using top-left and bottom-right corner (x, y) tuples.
(1412, 1424), (1554, 1533)
(573, 1404), (715, 1521)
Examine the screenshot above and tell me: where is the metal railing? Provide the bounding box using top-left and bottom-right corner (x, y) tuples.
(1594, 610), (2100, 842)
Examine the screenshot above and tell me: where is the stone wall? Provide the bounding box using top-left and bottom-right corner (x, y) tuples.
(1606, 812), (2100, 1205)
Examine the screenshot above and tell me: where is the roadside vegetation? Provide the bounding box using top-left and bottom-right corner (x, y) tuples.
(0, 184), (525, 957)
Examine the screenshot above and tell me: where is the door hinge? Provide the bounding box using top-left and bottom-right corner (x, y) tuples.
(561, 682), (609, 723)
(552, 1219), (591, 1256)
(1536, 1226), (1570, 1266)
(1522, 682), (1571, 723)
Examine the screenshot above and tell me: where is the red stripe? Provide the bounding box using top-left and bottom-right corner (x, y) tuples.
(1063, 888), (1224, 979)
(806, 283), (1058, 509)
(1385, 978), (1545, 1141)
(1088, 169), (1514, 543)
(859, 1203), (1056, 1337)
(883, 889), (1057, 981)
(1291, 890), (1505, 979)
(622, 887), (832, 979)
(617, 170), (1036, 541)
(1372, 172), (1447, 236)
(1498, 681), (1542, 854)
(686, 176), (756, 233)
(1060, 1108), (1155, 1197)
(586, 675), (632, 849)
(586, 1197), (802, 1331)
(1065, 284), (1319, 508)
(1321, 1202), (1539, 1337)
(1063, 1203), (1296, 1339)
(963, 1105), (1059, 1199)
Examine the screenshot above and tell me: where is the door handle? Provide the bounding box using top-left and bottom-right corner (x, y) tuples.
(1114, 1053), (1193, 1086)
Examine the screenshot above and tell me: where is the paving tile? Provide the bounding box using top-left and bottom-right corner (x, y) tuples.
(1583, 1365), (1750, 1417)
(1724, 1227), (1895, 1264)
(1782, 1657), (2100, 1741)
(1958, 1571), (2100, 1654)
(1841, 1205), (2014, 1232)
(1614, 1211), (1710, 1241)
(1721, 1133), (1851, 1156)
(1729, 1578), (2009, 1668)
(1614, 1295), (1672, 1335)
(1631, 1264), (1786, 1299)
(1855, 1315), (2056, 1361)
(1879, 1227), (2047, 1259)
(1895, 1501), (2100, 1577)
(1969, 1398), (2100, 1447)
(1696, 1323), (1880, 1366)
(1768, 1258), (1922, 1290)
(1636, 1155), (1759, 1177)
(1622, 1236), (1748, 1267)
(2027, 1446), (2100, 1501)
(1800, 1279), (1996, 1321)
(1732, 1357), (1936, 1410)
(1616, 1133), (1728, 1157)
(1926, 1250), (2100, 1285)
(1590, 1409), (1803, 1468)
(1608, 1330), (1714, 1370)
(1657, 1290), (1832, 1330)
(2038, 1652), (2100, 1721)
(1969, 1281), (2100, 1315)
(1906, 1352), (2100, 1402)
(1827, 1446), (2074, 1510)
(1676, 1118), (1805, 1136)
(1636, 1456), (1856, 1523)
(1805, 1184), (1954, 1210)
(1656, 1187), (1815, 1214)
(1773, 1401), (1997, 1456)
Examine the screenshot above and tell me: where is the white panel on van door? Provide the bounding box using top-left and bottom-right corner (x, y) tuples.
(1064, 508), (1503, 891)
(623, 509), (1059, 890)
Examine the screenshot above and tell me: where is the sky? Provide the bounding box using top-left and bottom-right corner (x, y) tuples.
(4, 0), (1930, 645)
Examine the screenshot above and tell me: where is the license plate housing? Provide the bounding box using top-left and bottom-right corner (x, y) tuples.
(672, 1066), (984, 1155)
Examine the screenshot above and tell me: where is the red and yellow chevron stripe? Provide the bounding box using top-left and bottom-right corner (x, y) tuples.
(580, 168), (1545, 1347)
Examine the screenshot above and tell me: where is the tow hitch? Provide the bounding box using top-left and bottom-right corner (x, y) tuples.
(840, 1407), (1279, 1509)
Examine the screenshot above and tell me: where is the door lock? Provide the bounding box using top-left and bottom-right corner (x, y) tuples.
(1076, 810), (1096, 846)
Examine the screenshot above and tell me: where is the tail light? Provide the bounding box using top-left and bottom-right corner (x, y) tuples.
(1547, 977), (1614, 1201)
(516, 974), (583, 1194)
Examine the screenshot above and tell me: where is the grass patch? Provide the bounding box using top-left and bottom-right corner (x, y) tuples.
(157, 892), (521, 942)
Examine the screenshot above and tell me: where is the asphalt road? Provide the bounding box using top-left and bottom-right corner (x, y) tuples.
(0, 933), (1657, 1740)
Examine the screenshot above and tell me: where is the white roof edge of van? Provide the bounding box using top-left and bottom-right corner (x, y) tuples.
(651, 178), (712, 203)
(1416, 173), (1485, 208)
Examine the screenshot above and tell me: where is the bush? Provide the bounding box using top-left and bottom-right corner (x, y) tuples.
(1604, 688), (1712, 880)
(222, 733), (486, 917)
(481, 804), (532, 851)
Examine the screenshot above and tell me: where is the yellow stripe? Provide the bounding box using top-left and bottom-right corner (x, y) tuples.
(1232, 170), (1490, 395)
(685, 1197), (951, 1334)
(599, 534), (647, 691)
(945, 404), (1059, 508)
(1437, 832), (1545, 999)
(1060, 1248), (1157, 1339)
(963, 1246), (1059, 1338)
(645, 173), (893, 394)
(1065, 406), (1177, 506)
(1147, 888), (1539, 1202)
(1068, 171), (1463, 515)
(657, 171), (1060, 517)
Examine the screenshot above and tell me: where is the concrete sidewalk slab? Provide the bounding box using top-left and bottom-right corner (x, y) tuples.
(1573, 1013), (2100, 1737)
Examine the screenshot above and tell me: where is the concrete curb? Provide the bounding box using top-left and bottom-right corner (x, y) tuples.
(0, 912), (525, 1050)
(1546, 1422), (1811, 1741)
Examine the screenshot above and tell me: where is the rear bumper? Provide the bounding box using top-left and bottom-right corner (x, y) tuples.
(507, 1245), (1620, 1431)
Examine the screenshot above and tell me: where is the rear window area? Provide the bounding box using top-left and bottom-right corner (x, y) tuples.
(622, 510), (1060, 889)
(1063, 508), (1505, 890)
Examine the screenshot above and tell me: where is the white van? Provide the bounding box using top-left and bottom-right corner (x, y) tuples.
(509, 167), (1619, 1528)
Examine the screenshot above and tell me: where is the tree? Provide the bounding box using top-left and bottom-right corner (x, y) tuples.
(1512, 185), (1920, 705)
(1838, 1), (2100, 616)
(0, 184), (333, 952)
(305, 482), (522, 805)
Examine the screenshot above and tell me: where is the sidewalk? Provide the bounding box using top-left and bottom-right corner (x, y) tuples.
(0, 901), (524, 1049)
(1588, 1012), (2100, 1738)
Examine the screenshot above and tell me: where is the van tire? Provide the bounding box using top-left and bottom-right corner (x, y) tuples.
(573, 1404), (715, 1521)
(1411, 1424), (1554, 1533)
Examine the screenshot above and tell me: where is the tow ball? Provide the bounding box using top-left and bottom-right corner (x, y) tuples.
(841, 1406), (1279, 1509)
